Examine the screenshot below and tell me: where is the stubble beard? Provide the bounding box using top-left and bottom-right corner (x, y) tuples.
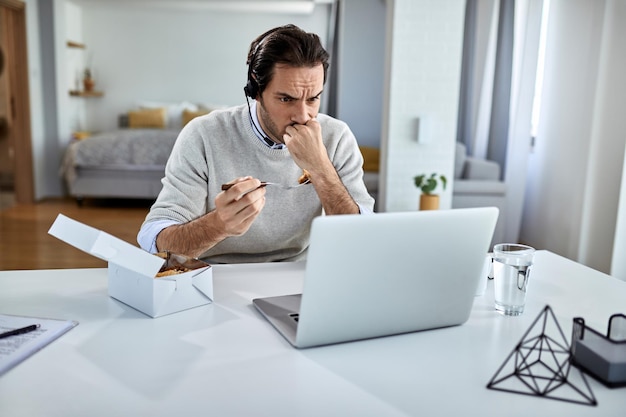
(256, 99), (284, 144)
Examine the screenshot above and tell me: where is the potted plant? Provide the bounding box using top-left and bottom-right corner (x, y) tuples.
(414, 173), (447, 210)
(83, 68), (95, 92)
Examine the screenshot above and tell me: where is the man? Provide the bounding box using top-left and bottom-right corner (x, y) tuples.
(137, 24), (374, 263)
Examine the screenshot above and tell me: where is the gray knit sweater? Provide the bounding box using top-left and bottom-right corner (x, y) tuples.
(141, 104), (374, 263)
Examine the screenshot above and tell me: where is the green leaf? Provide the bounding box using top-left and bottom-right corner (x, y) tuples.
(413, 172), (447, 194)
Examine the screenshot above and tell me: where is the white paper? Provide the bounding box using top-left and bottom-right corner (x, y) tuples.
(0, 314), (78, 375)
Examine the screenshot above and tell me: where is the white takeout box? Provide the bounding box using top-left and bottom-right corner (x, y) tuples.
(48, 214), (213, 318)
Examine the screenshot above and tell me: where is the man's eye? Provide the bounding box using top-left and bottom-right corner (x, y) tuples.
(279, 97), (292, 103)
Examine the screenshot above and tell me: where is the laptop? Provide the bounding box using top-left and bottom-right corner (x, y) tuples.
(253, 207), (499, 348)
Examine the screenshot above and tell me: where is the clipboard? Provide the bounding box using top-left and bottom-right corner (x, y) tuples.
(0, 314), (78, 376)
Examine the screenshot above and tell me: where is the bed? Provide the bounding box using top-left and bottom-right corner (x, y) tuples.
(61, 102), (216, 203)
(61, 128), (180, 203)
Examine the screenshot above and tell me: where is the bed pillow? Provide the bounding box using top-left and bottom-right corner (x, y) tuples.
(182, 109), (210, 126)
(127, 108), (167, 129)
(138, 101), (198, 130)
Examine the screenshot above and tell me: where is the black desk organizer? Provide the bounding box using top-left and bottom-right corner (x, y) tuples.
(571, 314), (626, 388)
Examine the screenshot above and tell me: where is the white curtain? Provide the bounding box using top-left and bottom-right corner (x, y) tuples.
(323, 0), (340, 117)
(457, 0), (507, 166)
(457, 0), (545, 242)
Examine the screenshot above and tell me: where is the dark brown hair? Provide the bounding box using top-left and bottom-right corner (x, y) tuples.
(245, 24), (329, 98)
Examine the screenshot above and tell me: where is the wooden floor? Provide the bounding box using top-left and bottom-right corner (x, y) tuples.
(0, 197), (153, 270)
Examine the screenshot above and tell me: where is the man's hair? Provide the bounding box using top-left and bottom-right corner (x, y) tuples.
(245, 24), (330, 98)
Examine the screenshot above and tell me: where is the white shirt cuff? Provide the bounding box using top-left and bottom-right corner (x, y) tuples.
(137, 219), (180, 253)
(358, 203), (373, 215)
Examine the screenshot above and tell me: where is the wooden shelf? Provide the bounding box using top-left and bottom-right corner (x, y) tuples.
(69, 90), (104, 97)
(66, 40), (86, 49)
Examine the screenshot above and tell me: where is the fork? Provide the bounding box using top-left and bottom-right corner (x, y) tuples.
(221, 179), (311, 191)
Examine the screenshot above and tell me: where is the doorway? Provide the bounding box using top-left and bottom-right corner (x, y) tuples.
(0, 0), (34, 208)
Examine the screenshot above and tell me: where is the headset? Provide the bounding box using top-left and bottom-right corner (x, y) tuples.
(244, 27), (282, 99)
(244, 59), (259, 99)
(244, 27), (285, 145)
(244, 38), (273, 145)
(244, 57), (260, 100)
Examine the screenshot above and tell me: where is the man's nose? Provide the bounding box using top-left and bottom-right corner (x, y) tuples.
(291, 101), (310, 125)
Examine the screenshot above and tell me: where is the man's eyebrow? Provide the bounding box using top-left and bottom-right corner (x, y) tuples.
(275, 92), (296, 99)
(274, 90), (324, 100)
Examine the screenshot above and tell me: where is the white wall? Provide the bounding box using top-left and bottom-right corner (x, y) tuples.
(24, 0), (46, 200)
(335, 0), (385, 148)
(24, 0), (78, 199)
(76, 2), (331, 134)
(521, 0), (626, 275)
(380, 0), (465, 212)
(56, 0), (83, 147)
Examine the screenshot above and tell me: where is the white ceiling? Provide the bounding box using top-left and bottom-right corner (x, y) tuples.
(68, 0), (334, 14)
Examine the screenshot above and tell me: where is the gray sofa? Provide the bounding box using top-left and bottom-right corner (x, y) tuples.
(356, 142), (506, 246)
(452, 142), (506, 246)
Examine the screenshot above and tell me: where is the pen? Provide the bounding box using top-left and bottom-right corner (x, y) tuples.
(0, 324), (41, 339)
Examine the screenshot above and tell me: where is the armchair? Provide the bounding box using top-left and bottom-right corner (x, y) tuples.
(356, 143), (506, 244)
(452, 142), (506, 246)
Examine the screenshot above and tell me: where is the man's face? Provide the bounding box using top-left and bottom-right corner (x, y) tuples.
(256, 63), (324, 144)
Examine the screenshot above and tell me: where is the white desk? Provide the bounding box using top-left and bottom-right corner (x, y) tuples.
(0, 251), (624, 416)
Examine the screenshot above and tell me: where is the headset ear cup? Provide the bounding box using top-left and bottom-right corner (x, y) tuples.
(245, 78), (258, 98)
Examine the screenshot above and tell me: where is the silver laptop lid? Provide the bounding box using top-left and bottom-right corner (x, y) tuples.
(294, 207), (499, 347)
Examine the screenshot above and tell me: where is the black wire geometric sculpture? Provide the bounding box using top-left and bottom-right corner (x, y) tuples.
(487, 305), (597, 406)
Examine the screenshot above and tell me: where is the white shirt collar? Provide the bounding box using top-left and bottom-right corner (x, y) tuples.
(250, 100), (285, 150)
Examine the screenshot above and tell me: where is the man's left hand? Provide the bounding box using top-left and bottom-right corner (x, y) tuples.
(282, 119), (329, 175)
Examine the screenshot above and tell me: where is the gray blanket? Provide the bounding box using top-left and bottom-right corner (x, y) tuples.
(62, 129), (179, 183)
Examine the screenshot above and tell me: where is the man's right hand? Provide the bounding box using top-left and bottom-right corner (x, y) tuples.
(155, 176), (265, 258)
(214, 176), (266, 236)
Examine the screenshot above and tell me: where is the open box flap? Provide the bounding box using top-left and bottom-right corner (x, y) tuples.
(192, 267), (214, 300)
(152, 269), (213, 317)
(48, 214), (164, 276)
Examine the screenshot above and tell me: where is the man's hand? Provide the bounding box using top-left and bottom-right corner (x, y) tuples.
(283, 121), (359, 215)
(155, 177), (265, 258)
(215, 176), (266, 236)
(283, 119), (331, 175)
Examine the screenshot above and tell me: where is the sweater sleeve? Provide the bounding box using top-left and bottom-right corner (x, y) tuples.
(143, 120), (212, 225)
(322, 116), (375, 213)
